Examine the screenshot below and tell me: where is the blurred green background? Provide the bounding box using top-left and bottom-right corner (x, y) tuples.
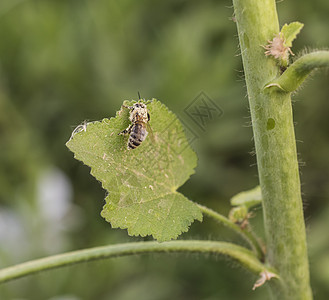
(0, 0), (329, 299)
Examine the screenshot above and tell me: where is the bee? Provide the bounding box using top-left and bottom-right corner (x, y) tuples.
(118, 102), (151, 150)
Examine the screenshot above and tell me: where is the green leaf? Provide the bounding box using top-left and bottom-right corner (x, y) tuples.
(66, 99), (202, 242)
(229, 206), (248, 223)
(230, 186), (262, 209)
(281, 22), (304, 48)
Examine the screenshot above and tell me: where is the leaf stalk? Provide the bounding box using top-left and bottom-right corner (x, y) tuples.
(197, 204), (264, 260)
(266, 51), (329, 92)
(0, 240), (273, 284)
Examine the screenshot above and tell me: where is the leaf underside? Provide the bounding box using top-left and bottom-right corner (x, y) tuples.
(66, 99), (202, 242)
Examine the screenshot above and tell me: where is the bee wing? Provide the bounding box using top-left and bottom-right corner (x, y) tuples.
(146, 122), (155, 144)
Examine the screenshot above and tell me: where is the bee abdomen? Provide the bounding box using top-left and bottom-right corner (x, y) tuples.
(127, 123), (148, 150)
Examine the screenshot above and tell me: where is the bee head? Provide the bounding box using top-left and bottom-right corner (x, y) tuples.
(129, 102), (149, 123)
(133, 102), (146, 109)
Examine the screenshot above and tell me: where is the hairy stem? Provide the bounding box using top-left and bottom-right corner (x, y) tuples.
(0, 240), (271, 284)
(197, 204), (264, 260)
(266, 51), (329, 92)
(232, 0), (312, 299)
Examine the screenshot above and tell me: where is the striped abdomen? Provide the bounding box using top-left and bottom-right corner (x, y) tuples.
(128, 122), (148, 150)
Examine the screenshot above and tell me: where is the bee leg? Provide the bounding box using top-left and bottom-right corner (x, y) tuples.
(121, 105), (133, 110)
(118, 124), (132, 136)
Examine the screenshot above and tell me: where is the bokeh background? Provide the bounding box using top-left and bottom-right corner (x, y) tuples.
(0, 0), (329, 299)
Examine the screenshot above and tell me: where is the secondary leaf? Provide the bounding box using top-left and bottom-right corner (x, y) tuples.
(281, 22), (304, 48)
(264, 22), (303, 68)
(230, 186), (262, 209)
(66, 99), (202, 242)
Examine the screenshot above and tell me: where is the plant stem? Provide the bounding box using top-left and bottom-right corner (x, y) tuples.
(197, 204), (264, 260)
(266, 51), (329, 92)
(0, 240), (271, 284)
(232, 0), (312, 299)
